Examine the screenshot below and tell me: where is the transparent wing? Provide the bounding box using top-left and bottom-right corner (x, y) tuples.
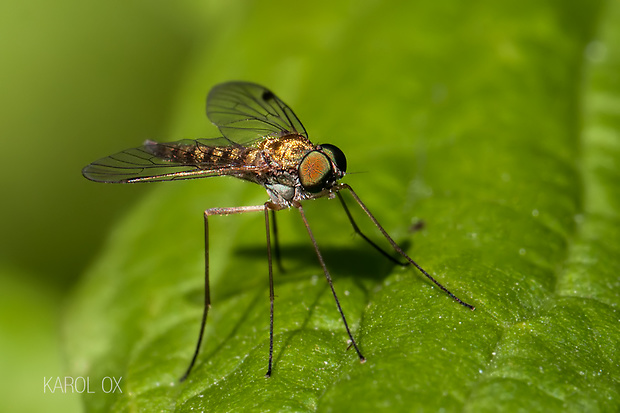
(207, 81), (308, 144)
(82, 138), (262, 183)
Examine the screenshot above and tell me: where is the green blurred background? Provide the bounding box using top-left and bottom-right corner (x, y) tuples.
(1, 0), (616, 412)
(1, 2), (201, 411)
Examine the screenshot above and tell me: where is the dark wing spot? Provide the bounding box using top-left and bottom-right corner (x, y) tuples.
(262, 90), (275, 101)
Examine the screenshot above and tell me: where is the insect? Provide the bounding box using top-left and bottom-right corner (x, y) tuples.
(82, 81), (474, 381)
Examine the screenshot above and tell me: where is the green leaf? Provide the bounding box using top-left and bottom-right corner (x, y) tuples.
(66, 0), (620, 411)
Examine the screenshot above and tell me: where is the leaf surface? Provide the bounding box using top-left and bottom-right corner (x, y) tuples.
(66, 1), (620, 411)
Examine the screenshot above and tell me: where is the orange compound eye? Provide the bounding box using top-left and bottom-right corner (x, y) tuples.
(299, 150), (332, 193)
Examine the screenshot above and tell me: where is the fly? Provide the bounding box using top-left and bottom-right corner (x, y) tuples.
(82, 81), (475, 381)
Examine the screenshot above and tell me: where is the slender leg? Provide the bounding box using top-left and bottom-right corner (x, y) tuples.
(270, 209), (285, 273)
(337, 184), (475, 311)
(179, 204), (274, 382)
(336, 192), (408, 266)
(264, 205), (276, 377)
(294, 201), (366, 363)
